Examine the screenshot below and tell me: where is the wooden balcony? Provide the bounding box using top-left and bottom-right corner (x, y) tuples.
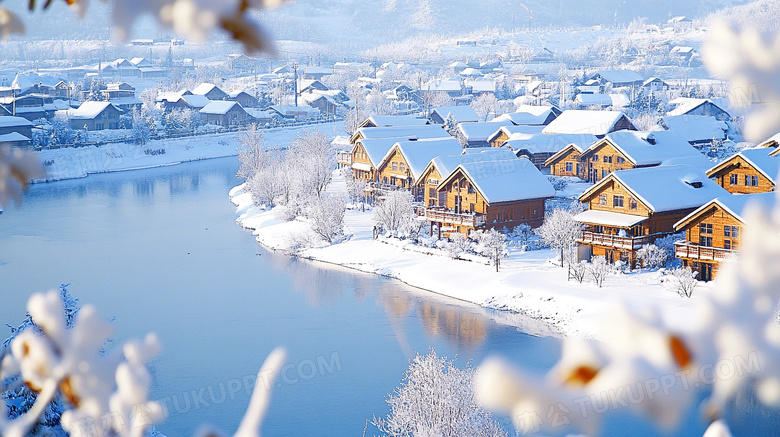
(576, 231), (652, 250)
(424, 207), (486, 228)
(675, 242), (736, 261)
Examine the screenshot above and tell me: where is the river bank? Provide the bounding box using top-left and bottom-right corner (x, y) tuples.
(230, 172), (704, 339)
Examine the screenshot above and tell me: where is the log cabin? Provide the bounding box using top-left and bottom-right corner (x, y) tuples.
(486, 125), (545, 148)
(375, 138), (463, 198)
(455, 121), (515, 148)
(673, 192), (776, 281)
(579, 130), (711, 183)
(706, 148), (778, 194)
(426, 157), (555, 236)
(574, 165), (729, 268)
(543, 134), (600, 178)
(350, 137), (404, 181)
(508, 133), (597, 172)
(541, 109), (636, 137)
(417, 148), (518, 207)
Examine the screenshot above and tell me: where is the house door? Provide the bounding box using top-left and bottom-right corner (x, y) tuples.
(700, 263), (713, 282)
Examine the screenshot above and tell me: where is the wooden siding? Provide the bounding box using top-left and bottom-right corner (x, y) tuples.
(489, 131), (509, 148)
(583, 142), (636, 183)
(351, 143), (375, 180)
(675, 203), (742, 280)
(377, 149), (413, 187)
(711, 155), (775, 194)
(420, 167), (443, 206)
(546, 147), (584, 178)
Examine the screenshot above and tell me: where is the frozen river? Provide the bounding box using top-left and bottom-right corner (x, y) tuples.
(0, 157), (723, 436)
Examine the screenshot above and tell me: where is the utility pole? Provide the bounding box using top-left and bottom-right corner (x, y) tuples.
(293, 63), (299, 107)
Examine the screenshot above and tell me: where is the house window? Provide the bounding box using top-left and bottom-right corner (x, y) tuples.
(616, 156), (625, 164)
(603, 155), (612, 163)
(700, 223), (713, 234)
(724, 226), (731, 237)
(752, 175), (759, 186)
(613, 195), (624, 208)
(399, 163), (405, 172)
(599, 194), (607, 206)
(392, 162), (398, 171)
(629, 198), (638, 210)
(468, 185), (475, 194)
(732, 226), (739, 238)
(699, 236), (713, 247)
(631, 225), (644, 237)
(730, 174), (738, 185)
(592, 154), (599, 162)
(565, 162), (573, 172)
(428, 188), (436, 200)
(602, 169), (608, 178)
(724, 240), (732, 250)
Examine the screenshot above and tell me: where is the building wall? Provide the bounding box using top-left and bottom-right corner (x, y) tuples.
(351, 144), (375, 180)
(681, 205), (742, 251)
(485, 199), (546, 230)
(584, 142), (636, 182)
(489, 131), (509, 148)
(547, 148), (584, 178)
(377, 149), (412, 187)
(712, 156), (775, 194)
(421, 167), (443, 206)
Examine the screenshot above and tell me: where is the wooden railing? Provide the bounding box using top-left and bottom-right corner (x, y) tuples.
(675, 242), (736, 261)
(577, 231), (652, 250)
(424, 207), (486, 228)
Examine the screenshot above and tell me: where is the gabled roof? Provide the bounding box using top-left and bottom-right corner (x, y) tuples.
(706, 147), (780, 183)
(68, 101), (122, 119)
(642, 77), (668, 87)
(192, 83), (225, 96)
(0, 116), (33, 128)
(579, 165), (729, 213)
(440, 158), (555, 204)
(667, 98), (729, 117)
(180, 94), (211, 109)
(514, 133), (598, 163)
(361, 115), (428, 128)
(200, 101), (242, 115)
(431, 106), (480, 124)
(354, 137), (410, 168)
(674, 192), (778, 231)
(660, 114), (728, 143)
(456, 121), (515, 142)
(350, 125), (449, 143)
(491, 105), (558, 125)
(486, 125), (546, 144)
(582, 130), (709, 168)
(425, 149), (518, 182)
(424, 79), (462, 92)
(379, 138), (463, 183)
(542, 110), (634, 136)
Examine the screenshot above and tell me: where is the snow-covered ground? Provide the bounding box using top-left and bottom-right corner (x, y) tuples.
(33, 122), (345, 182)
(231, 171), (706, 339)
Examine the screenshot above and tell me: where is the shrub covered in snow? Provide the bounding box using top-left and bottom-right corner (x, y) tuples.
(547, 176), (569, 193)
(306, 195), (346, 243)
(637, 243), (669, 269)
(588, 255), (609, 287)
(373, 350), (506, 437)
(373, 190), (415, 237)
(668, 266), (699, 298)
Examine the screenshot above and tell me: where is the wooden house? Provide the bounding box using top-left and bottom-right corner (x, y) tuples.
(455, 121), (515, 148)
(579, 130), (710, 183)
(642, 77), (670, 92)
(192, 83), (229, 101)
(706, 148), (778, 194)
(541, 110), (636, 138)
(229, 91), (258, 108)
(199, 101), (251, 127)
(375, 138), (463, 198)
(486, 125), (545, 148)
(67, 101), (123, 130)
(418, 149), (518, 207)
(659, 115), (729, 146)
(509, 133), (597, 171)
(673, 193), (775, 281)
(574, 165), (728, 267)
(425, 157), (555, 236)
(667, 98), (730, 121)
(298, 79), (329, 95)
(350, 137), (404, 181)
(542, 134), (600, 178)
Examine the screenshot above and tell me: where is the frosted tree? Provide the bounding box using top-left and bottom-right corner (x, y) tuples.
(290, 129), (335, 198)
(536, 207), (583, 268)
(588, 255), (609, 287)
(373, 350), (506, 437)
(475, 229), (507, 272)
(306, 195), (345, 243)
(131, 108), (150, 145)
(668, 266), (698, 298)
(410, 0), (436, 30)
(471, 94), (499, 121)
(343, 168), (369, 210)
(442, 113), (458, 136)
(636, 243), (668, 268)
(237, 124), (267, 180)
(373, 190), (415, 237)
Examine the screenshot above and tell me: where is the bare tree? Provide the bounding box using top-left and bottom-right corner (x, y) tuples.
(471, 93), (499, 121)
(373, 190), (415, 236)
(536, 207), (584, 268)
(306, 195), (346, 243)
(476, 229), (507, 272)
(589, 255), (609, 287)
(669, 267), (698, 298)
(569, 260), (589, 283)
(290, 129), (334, 198)
(237, 124), (267, 180)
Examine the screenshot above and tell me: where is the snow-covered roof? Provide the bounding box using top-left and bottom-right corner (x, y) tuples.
(707, 147), (780, 183)
(667, 98), (728, 117)
(457, 121), (515, 142)
(0, 116), (32, 128)
(351, 162), (372, 172)
(363, 115), (428, 128)
(487, 125), (546, 144)
(180, 94), (211, 109)
(0, 132), (30, 142)
(12, 72), (64, 93)
(492, 106), (557, 125)
(353, 125), (449, 142)
(642, 77), (668, 87)
(356, 137), (408, 167)
(192, 83), (223, 96)
(459, 68), (484, 77)
(574, 93), (613, 107)
(508, 132), (598, 155)
(425, 79), (462, 92)
(574, 210), (648, 227)
(200, 101), (241, 115)
(229, 90), (253, 98)
(381, 138), (463, 183)
(591, 69), (644, 85)
(581, 165), (729, 213)
(446, 158), (555, 204)
(428, 149), (518, 181)
(244, 108), (275, 120)
(542, 110), (632, 136)
(675, 192), (778, 230)
(466, 80), (495, 93)
(431, 106), (480, 123)
(68, 101), (121, 119)
(660, 115), (728, 143)
(108, 97), (143, 106)
(758, 132), (780, 148)
(585, 130), (709, 168)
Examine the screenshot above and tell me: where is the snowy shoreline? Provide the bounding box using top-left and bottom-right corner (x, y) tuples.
(30, 122), (346, 183)
(229, 173), (703, 339)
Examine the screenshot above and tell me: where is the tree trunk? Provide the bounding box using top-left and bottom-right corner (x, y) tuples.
(560, 247), (565, 267)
